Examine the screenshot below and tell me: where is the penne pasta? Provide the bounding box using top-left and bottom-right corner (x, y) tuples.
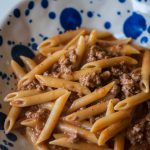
(67, 81), (114, 113)
(10, 89), (68, 107)
(36, 92), (70, 144)
(38, 29), (86, 48)
(4, 89), (41, 102)
(106, 99), (119, 116)
(140, 50), (150, 93)
(11, 60), (26, 79)
(35, 75), (91, 95)
(82, 56), (138, 69)
(78, 121), (92, 130)
(50, 137), (112, 150)
(57, 121), (97, 144)
(91, 110), (131, 132)
(20, 56), (37, 70)
(97, 38), (132, 46)
(39, 102), (54, 111)
(72, 67), (101, 81)
(5, 61), (25, 133)
(98, 120), (129, 145)
(120, 45), (140, 55)
(53, 133), (68, 139)
(88, 30), (97, 46)
(114, 133), (125, 150)
(39, 45), (64, 56)
(21, 118), (37, 127)
(114, 92), (150, 110)
(4, 107), (21, 133)
(75, 36), (86, 68)
(36, 143), (49, 150)
(18, 50), (67, 88)
(96, 31), (112, 39)
(64, 101), (109, 122)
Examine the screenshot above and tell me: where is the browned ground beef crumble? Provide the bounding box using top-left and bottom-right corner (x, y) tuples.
(21, 41), (149, 150)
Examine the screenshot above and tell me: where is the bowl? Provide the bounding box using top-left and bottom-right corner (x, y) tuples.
(0, 0), (150, 149)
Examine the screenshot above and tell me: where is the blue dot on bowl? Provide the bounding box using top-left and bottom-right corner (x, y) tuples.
(11, 45), (35, 66)
(41, 0), (49, 9)
(60, 7), (82, 31)
(13, 8), (21, 18)
(141, 36), (148, 44)
(87, 11), (93, 18)
(6, 133), (17, 142)
(0, 35), (3, 46)
(49, 12), (56, 19)
(118, 0), (126, 3)
(104, 21), (111, 29)
(28, 1), (34, 10)
(123, 12), (147, 39)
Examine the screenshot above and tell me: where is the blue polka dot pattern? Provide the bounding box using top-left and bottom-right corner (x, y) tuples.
(123, 12), (147, 39)
(60, 8), (82, 31)
(0, 36), (3, 46)
(41, 0), (49, 9)
(87, 11), (93, 18)
(104, 21), (111, 29)
(0, 112), (6, 130)
(141, 36), (148, 43)
(118, 0), (126, 3)
(11, 45), (35, 66)
(13, 9), (21, 18)
(49, 12), (56, 19)
(28, 1), (34, 10)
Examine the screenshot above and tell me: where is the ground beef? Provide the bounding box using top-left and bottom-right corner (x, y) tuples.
(51, 49), (77, 77)
(147, 101), (150, 112)
(126, 114), (150, 148)
(109, 62), (141, 98)
(25, 107), (50, 139)
(87, 45), (109, 62)
(110, 80), (120, 97)
(79, 71), (101, 89)
(22, 79), (48, 91)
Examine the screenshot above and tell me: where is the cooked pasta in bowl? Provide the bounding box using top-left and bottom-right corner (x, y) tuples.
(1, 0), (150, 150)
(3, 28), (150, 150)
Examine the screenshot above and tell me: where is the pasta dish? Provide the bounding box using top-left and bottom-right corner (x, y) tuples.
(3, 28), (150, 150)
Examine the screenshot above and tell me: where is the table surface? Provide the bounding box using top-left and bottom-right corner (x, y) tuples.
(0, 0), (22, 23)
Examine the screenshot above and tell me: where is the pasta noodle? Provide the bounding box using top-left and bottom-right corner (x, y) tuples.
(11, 89), (68, 107)
(36, 143), (49, 150)
(140, 50), (150, 93)
(114, 92), (150, 110)
(91, 110), (131, 132)
(21, 118), (37, 127)
(64, 101), (108, 122)
(82, 56), (138, 69)
(11, 60), (26, 79)
(18, 50), (67, 88)
(39, 45), (64, 56)
(57, 121), (97, 144)
(50, 137), (112, 150)
(98, 120), (129, 145)
(36, 92), (70, 144)
(20, 56), (37, 70)
(38, 29), (86, 48)
(4, 107), (21, 133)
(75, 35), (86, 68)
(4, 89), (41, 102)
(106, 99), (119, 116)
(72, 67), (101, 81)
(88, 30), (97, 46)
(67, 81), (114, 113)
(35, 75), (91, 95)
(114, 133), (125, 150)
